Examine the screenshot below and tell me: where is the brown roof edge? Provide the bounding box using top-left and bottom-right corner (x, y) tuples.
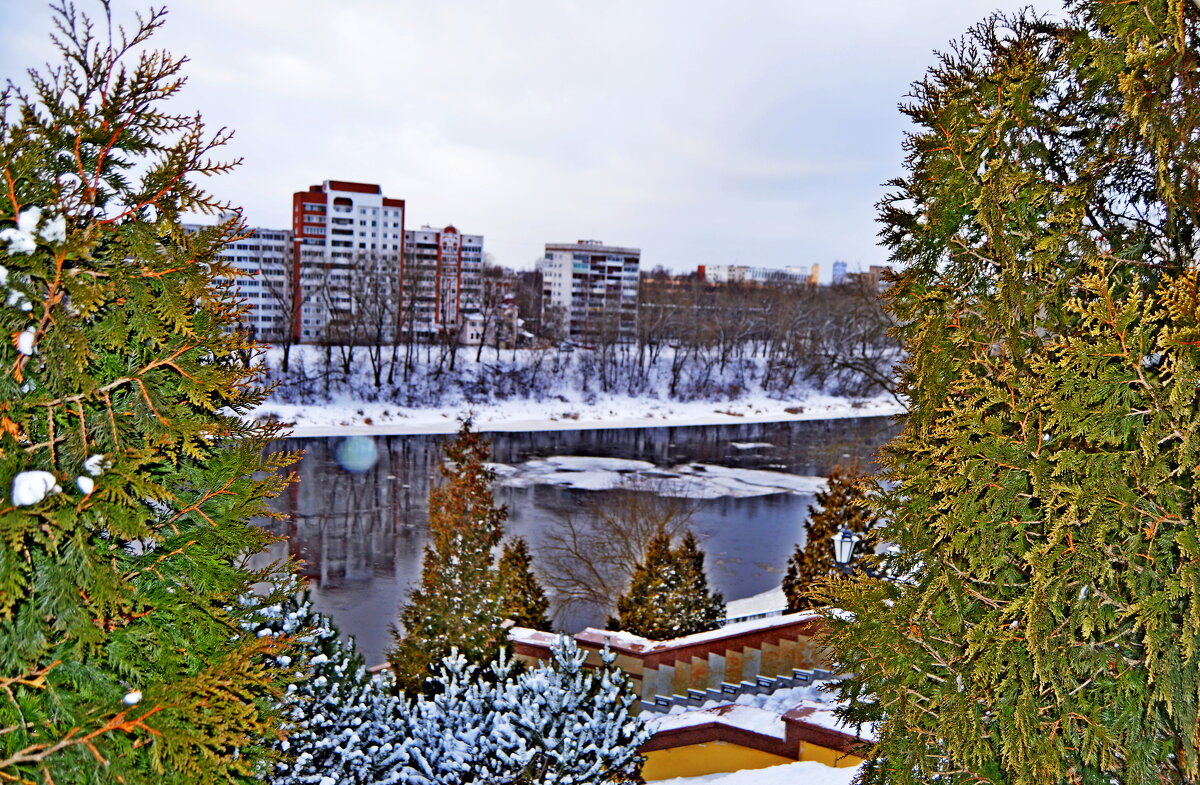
(640, 721), (794, 760)
(782, 709), (869, 756)
(325, 180), (383, 195)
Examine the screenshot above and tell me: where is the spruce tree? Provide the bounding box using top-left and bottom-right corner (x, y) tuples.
(820, 4), (1200, 784)
(249, 594), (395, 785)
(387, 419), (507, 693)
(610, 529), (724, 640)
(0, 4), (295, 783)
(378, 640), (649, 783)
(497, 535), (551, 631)
(782, 461), (877, 612)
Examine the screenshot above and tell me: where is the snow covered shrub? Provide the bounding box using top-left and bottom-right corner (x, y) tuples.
(377, 639), (649, 784)
(249, 595), (398, 785)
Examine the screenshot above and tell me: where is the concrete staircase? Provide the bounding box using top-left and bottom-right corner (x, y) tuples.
(642, 667), (836, 714)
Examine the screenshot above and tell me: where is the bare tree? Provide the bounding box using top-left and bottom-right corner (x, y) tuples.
(539, 480), (700, 621)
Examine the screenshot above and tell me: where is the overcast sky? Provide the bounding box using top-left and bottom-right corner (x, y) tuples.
(0, 1), (1047, 277)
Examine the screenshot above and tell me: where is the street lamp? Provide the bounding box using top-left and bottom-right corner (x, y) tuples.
(833, 527), (861, 575)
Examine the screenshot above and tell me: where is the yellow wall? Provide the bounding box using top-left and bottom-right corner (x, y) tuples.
(642, 742), (792, 781)
(798, 741), (865, 768)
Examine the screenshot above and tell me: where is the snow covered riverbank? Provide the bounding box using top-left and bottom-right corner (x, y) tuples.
(249, 390), (904, 439)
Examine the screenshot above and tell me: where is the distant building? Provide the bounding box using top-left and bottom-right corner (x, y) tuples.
(402, 225), (484, 338)
(542, 240), (640, 342)
(832, 261), (848, 286)
(697, 264), (814, 286)
(184, 220), (293, 343)
(291, 180), (406, 342)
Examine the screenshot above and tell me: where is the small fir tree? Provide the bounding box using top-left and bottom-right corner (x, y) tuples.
(0, 4), (296, 783)
(376, 640), (649, 783)
(782, 461), (878, 611)
(497, 536), (551, 631)
(387, 419), (507, 693)
(250, 595), (396, 785)
(610, 530), (725, 640)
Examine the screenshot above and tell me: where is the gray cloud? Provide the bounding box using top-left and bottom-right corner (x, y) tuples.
(0, 0), (1050, 276)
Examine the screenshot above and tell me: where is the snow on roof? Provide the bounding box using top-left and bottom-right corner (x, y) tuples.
(508, 627), (564, 647)
(572, 610), (822, 653)
(649, 704), (786, 740)
(785, 702), (864, 738)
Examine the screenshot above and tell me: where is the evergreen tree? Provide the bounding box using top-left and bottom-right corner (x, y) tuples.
(610, 530), (724, 640)
(388, 419), (507, 693)
(0, 4), (295, 783)
(376, 640), (648, 784)
(782, 461), (878, 611)
(820, 4), (1200, 784)
(498, 536), (551, 631)
(250, 594), (396, 785)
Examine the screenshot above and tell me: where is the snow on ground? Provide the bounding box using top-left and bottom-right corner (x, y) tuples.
(490, 456), (827, 499)
(652, 760), (860, 785)
(725, 586), (787, 618)
(248, 390), (903, 439)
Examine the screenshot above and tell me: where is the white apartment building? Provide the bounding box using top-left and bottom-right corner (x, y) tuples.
(291, 180), (406, 342)
(402, 225), (484, 338)
(541, 240), (640, 342)
(700, 264), (816, 286)
(185, 220), (294, 343)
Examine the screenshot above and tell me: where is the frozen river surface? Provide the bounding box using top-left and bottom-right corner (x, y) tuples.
(256, 416), (900, 665)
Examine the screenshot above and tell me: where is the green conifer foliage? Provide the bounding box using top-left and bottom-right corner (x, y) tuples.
(388, 420), (507, 693)
(782, 461), (878, 612)
(0, 4), (295, 783)
(610, 530), (724, 640)
(819, 5), (1200, 784)
(497, 536), (551, 631)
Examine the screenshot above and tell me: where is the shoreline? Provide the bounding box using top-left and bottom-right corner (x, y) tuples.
(250, 394), (906, 439)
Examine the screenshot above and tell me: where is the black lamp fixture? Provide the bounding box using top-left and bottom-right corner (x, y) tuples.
(833, 527), (861, 574)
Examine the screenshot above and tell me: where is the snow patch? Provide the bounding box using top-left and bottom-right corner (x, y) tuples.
(725, 585), (787, 618)
(16, 328), (35, 356)
(11, 471), (58, 506)
(83, 454), (106, 477)
(494, 456), (826, 499)
(650, 704), (786, 739)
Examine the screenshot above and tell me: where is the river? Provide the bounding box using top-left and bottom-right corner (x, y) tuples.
(255, 415), (901, 665)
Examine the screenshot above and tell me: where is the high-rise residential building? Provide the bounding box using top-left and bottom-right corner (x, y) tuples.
(541, 240), (640, 342)
(832, 260), (848, 286)
(291, 180), (406, 342)
(402, 225), (484, 338)
(185, 220), (294, 343)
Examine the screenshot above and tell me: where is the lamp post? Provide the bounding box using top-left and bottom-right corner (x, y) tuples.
(833, 527), (861, 575)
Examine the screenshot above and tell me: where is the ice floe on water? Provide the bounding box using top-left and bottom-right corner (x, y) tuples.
(489, 455), (826, 499)
(729, 441), (774, 450)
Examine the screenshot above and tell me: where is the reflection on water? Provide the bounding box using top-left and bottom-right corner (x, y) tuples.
(254, 416), (901, 665)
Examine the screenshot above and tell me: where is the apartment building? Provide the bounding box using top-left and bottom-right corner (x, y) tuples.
(291, 180), (406, 342)
(185, 220), (293, 343)
(402, 225), (484, 339)
(542, 240), (640, 342)
(698, 264), (817, 286)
